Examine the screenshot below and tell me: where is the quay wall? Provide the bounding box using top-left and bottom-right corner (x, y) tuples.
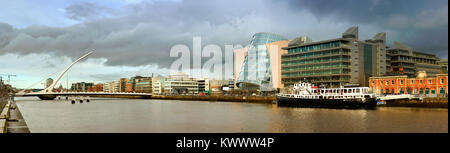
(151, 95), (276, 104)
(382, 97), (448, 108)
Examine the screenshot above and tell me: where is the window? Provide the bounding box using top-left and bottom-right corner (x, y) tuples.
(428, 79), (433, 84)
(410, 80), (414, 84)
(441, 78), (444, 84)
(391, 80), (395, 85)
(400, 80), (403, 85)
(420, 80), (423, 84)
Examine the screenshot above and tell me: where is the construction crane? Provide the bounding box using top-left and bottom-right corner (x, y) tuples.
(0, 74), (17, 85)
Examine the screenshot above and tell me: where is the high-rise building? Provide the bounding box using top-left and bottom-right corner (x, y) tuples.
(386, 42), (442, 77)
(281, 26), (385, 87)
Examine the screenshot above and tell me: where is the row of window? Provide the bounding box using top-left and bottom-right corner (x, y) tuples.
(282, 49), (349, 61)
(287, 41), (341, 54)
(372, 78), (445, 86)
(282, 63), (350, 72)
(282, 69), (350, 77)
(282, 57), (350, 66)
(380, 88), (446, 94)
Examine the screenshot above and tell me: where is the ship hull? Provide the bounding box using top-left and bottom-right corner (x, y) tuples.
(277, 96), (377, 109)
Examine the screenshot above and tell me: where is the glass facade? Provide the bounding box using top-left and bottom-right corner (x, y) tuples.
(236, 33), (287, 91)
(281, 40), (351, 88)
(364, 44), (373, 77)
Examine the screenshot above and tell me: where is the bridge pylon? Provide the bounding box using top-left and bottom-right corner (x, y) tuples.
(37, 51), (93, 100)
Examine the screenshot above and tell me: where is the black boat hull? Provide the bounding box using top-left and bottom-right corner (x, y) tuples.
(277, 96), (377, 109)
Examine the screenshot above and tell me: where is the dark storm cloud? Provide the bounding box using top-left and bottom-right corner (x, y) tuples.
(281, 0), (448, 57)
(0, 0), (447, 69)
(65, 2), (114, 21)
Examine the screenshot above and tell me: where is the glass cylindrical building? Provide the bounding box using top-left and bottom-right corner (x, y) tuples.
(236, 33), (287, 91)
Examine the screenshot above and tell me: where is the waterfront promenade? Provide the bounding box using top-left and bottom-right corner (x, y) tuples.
(1, 94), (30, 133)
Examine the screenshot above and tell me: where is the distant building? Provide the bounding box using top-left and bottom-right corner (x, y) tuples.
(46, 78), (54, 88)
(438, 59), (448, 74)
(152, 76), (165, 95)
(386, 42), (442, 77)
(163, 72), (199, 94)
(119, 78), (130, 92)
(369, 71), (448, 96)
(88, 83), (103, 92)
(71, 82), (94, 92)
(103, 81), (118, 93)
(135, 77), (152, 93)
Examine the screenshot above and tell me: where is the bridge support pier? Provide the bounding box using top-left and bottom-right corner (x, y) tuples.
(38, 95), (57, 100)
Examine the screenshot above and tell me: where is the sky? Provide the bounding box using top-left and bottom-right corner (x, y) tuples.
(0, 0), (448, 89)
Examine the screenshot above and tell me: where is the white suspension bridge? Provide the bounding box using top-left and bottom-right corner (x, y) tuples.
(15, 51), (152, 100)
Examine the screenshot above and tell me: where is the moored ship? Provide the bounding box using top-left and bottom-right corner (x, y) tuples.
(277, 81), (377, 109)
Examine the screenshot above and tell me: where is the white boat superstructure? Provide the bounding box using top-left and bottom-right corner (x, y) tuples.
(279, 82), (375, 100)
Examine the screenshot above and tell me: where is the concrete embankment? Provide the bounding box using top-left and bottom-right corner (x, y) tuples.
(1, 97), (30, 133)
(152, 95), (276, 104)
(381, 97), (448, 108)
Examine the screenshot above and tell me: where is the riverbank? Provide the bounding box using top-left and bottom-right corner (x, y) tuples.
(152, 95), (448, 108)
(151, 95), (276, 104)
(381, 97), (448, 108)
(1, 96), (30, 133)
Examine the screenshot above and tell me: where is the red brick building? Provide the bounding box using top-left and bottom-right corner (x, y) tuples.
(369, 71), (447, 96)
(88, 83), (104, 92)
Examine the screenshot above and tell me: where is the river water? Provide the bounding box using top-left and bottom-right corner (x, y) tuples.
(14, 97), (448, 133)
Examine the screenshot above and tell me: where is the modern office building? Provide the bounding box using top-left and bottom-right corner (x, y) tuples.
(71, 82), (94, 92)
(152, 77), (164, 95)
(234, 32), (293, 91)
(163, 72), (199, 94)
(103, 81), (119, 93)
(281, 26), (386, 87)
(118, 78), (129, 92)
(135, 77), (152, 93)
(369, 71), (448, 96)
(386, 42), (442, 77)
